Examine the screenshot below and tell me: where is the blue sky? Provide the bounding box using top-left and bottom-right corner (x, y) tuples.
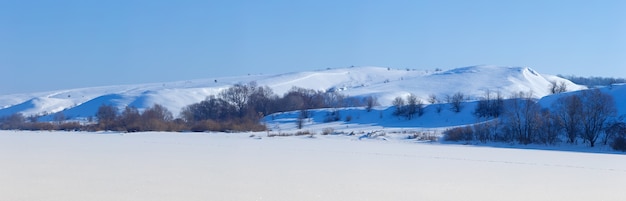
(1, 0), (625, 95)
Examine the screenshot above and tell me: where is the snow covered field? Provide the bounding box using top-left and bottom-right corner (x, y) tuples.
(1, 130), (625, 201)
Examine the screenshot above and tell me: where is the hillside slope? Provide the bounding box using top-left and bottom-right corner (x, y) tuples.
(0, 65), (584, 121)
(265, 84), (626, 137)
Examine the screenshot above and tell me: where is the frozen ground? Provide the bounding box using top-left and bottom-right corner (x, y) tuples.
(1, 130), (625, 201)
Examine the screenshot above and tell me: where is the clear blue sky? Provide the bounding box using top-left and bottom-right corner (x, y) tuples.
(1, 0), (625, 95)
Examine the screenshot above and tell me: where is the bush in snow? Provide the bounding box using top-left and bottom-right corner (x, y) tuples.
(322, 127), (334, 135)
(611, 137), (626, 152)
(444, 126), (473, 142)
(607, 121), (626, 151)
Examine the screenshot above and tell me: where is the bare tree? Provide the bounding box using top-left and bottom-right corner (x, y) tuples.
(96, 104), (118, 130)
(220, 82), (256, 117)
(492, 91), (504, 117)
(247, 85), (277, 117)
(392, 96), (406, 117)
(142, 104), (173, 131)
(296, 109), (308, 129)
(604, 121), (626, 146)
(428, 94), (443, 114)
(503, 92), (542, 144)
(553, 94), (583, 144)
(553, 89), (617, 147)
(450, 92), (465, 113)
(323, 91), (345, 109)
(364, 96), (378, 112)
(579, 89), (617, 147)
(283, 86), (324, 110)
(416, 99), (425, 117)
(475, 90), (503, 118)
(549, 81), (568, 94)
(119, 106), (141, 132)
(537, 109), (560, 145)
(181, 95), (236, 123)
(406, 94), (418, 119)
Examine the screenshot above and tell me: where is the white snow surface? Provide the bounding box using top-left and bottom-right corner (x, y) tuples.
(0, 65), (584, 120)
(1, 130), (624, 201)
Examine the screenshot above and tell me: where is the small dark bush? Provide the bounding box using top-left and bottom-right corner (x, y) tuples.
(611, 136), (626, 152)
(322, 127), (334, 135)
(295, 130), (312, 136)
(267, 133), (293, 137)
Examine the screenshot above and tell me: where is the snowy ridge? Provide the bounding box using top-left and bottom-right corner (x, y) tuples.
(0, 65), (584, 120)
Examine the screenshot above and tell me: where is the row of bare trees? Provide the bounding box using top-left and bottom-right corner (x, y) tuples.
(1, 82), (376, 132)
(392, 94), (424, 120)
(0, 113), (82, 131)
(179, 82), (376, 131)
(391, 92), (467, 120)
(94, 104), (179, 132)
(0, 104), (175, 132)
(445, 89), (624, 149)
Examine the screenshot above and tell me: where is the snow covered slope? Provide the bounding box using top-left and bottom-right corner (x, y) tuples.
(0, 65), (583, 120)
(264, 85), (626, 142)
(539, 83), (626, 117)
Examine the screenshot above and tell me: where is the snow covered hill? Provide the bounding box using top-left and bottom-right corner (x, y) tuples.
(0, 65), (584, 120)
(264, 83), (626, 141)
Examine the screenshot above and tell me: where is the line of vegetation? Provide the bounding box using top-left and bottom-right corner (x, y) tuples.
(557, 75), (626, 87)
(0, 82), (377, 133)
(443, 89), (626, 151)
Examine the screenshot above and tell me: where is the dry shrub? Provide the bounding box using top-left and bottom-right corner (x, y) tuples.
(190, 119), (266, 132)
(407, 131), (438, 141)
(27, 122), (55, 131)
(267, 133), (293, 137)
(443, 126), (474, 141)
(56, 122), (82, 131)
(322, 127), (334, 135)
(295, 130), (312, 136)
(612, 136), (626, 152)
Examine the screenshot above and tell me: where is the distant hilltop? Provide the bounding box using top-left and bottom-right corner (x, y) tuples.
(0, 65), (584, 121)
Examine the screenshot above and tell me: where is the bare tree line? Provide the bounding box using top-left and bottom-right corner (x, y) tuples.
(391, 92), (468, 120)
(558, 75), (626, 87)
(0, 82), (377, 132)
(444, 89), (625, 151)
(2, 82), (625, 151)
